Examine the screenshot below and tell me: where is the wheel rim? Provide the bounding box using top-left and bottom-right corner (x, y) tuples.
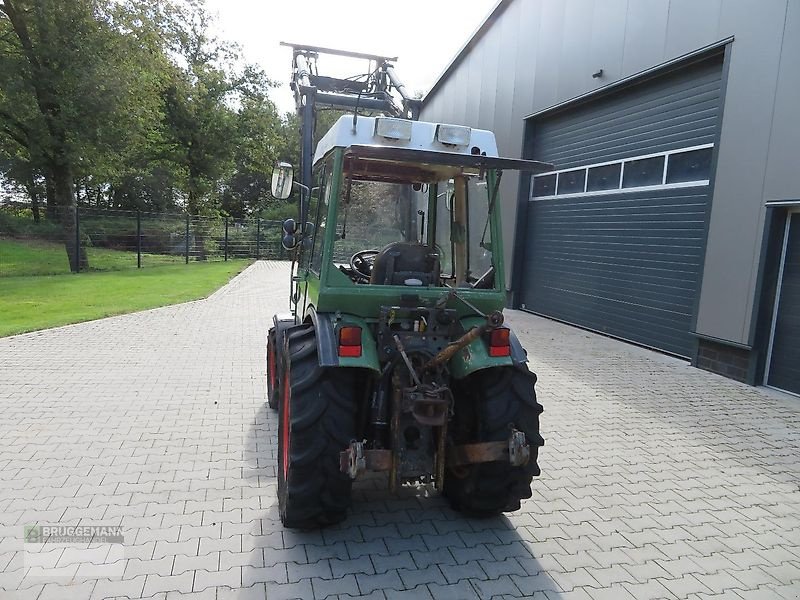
(268, 338), (276, 392)
(281, 367), (291, 482)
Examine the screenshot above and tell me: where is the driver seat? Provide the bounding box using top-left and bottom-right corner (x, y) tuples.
(369, 242), (441, 286)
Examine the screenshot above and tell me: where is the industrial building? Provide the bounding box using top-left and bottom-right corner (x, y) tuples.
(420, 0), (799, 395)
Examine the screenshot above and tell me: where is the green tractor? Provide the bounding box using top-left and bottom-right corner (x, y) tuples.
(267, 44), (551, 529)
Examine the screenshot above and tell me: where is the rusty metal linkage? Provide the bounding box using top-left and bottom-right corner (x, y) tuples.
(342, 429), (531, 478)
(508, 429), (530, 467)
(393, 334), (423, 388)
(447, 429), (530, 468)
(339, 444), (392, 479)
(423, 310), (504, 371)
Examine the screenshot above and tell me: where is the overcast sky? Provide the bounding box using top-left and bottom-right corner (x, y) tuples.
(204, 0), (496, 114)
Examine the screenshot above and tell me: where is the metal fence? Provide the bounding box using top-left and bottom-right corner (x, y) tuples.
(0, 204), (290, 275)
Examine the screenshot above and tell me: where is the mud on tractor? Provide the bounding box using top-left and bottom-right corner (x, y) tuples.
(267, 44), (551, 528)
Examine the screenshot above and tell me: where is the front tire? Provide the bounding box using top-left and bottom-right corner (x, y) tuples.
(444, 364), (544, 516)
(278, 325), (359, 528)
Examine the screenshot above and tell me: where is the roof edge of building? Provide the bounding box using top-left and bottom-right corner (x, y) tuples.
(422, 0), (511, 108)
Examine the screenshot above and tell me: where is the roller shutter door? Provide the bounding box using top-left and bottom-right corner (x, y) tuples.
(519, 54), (723, 357)
(766, 212), (800, 395)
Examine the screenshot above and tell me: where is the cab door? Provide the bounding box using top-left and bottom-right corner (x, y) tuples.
(300, 163), (326, 318)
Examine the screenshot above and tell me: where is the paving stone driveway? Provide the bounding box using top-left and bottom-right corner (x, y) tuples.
(1, 261), (799, 600)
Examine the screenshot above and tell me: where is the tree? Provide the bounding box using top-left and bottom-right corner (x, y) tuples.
(0, 0), (170, 270)
(0, 0), (299, 265)
(159, 2), (242, 217)
(220, 86), (288, 218)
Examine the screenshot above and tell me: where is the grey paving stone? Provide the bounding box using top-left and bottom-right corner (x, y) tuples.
(450, 543), (495, 565)
(141, 572), (194, 596)
(335, 592), (387, 600)
(410, 548), (457, 569)
(218, 549), (262, 570)
(346, 539), (389, 560)
(440, 560), (488, 584)
(192, 567), (241, 591)
(548, 567), (601, 593)
(469, 574), (522, 598)
(383, 535), (426, 555)
(264, 579), (313, 600)
(90, 575), (147, 600)
(426, 580), (481, 600)
(620, 580), (679, 600)
(7, 584), (47, 600)
(311, 574), (360, 599)
(216, 584), (266, 600)
(164, 588), (215, 599)
(397, 565), (445, 588)
(657, 574), (714, 598)
(242, 563), (287, 586)
(586, 584), (638, 600)
(287, 559), (332, 582)
(546, 589), (595, 600)
(2, 262), (800, 600)
(370, 552), (415, 575)
(355, 570), (403, 595)
(124, 556), (174, 579)
(329, 557), (375, 578)
(39, 581), (96, 600)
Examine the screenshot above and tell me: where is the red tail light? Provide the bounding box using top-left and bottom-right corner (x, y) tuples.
(338, 326), (362, 357)
(488, 328), (511, 357)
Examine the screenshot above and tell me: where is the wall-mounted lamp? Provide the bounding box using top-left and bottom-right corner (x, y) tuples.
(592, 69), (604, 79)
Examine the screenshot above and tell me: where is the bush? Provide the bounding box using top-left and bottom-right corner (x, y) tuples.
(0, 211), (63, 241)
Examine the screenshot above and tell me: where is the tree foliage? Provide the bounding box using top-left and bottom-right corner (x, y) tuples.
(0, 0), (299, 268)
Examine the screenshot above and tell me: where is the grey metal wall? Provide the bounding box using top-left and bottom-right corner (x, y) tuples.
(420, 0), (800, 351)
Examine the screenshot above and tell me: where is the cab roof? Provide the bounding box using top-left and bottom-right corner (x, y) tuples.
(313, 115), (499, 165)
(314, 115), (551, 179)
(343, 145), (553, 183)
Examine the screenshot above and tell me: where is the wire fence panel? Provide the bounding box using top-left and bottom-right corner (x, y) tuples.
(0, 203), (291, 276)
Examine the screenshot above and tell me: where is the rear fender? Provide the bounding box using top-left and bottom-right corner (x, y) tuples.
(448, 315), (528, 379)
(309, 310), (381, 373)
(272, 313), (298, 343)
(272, 313), (299, 383)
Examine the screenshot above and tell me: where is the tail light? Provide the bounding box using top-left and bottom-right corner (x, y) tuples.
(488, 328), (511, 357)
(338, 326), (362, 357)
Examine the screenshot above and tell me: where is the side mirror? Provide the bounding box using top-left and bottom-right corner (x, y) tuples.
(282, 218), (298, 250)
(271, 162), (294, 200)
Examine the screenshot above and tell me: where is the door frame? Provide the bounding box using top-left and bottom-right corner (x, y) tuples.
(764, 207), (800, 394)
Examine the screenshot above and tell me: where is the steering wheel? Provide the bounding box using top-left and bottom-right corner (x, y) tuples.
(350, 249), (380, 282)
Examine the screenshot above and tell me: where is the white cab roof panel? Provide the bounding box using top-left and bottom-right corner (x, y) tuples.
(313, 116), (499, 165)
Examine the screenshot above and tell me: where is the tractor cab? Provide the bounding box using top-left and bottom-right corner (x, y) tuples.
(275, 115), (549, 320)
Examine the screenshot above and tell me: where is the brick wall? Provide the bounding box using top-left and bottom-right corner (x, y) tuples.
(695, 338), (754, 383)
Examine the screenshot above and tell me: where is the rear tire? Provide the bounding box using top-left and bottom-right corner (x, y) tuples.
(267, 328), (279, 409)
(444, 364), (544, 516)
(278, 325), (359, 528)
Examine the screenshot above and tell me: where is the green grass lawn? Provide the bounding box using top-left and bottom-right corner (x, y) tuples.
(0, 239), (251, 336)
(0, 238), (185, 277)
